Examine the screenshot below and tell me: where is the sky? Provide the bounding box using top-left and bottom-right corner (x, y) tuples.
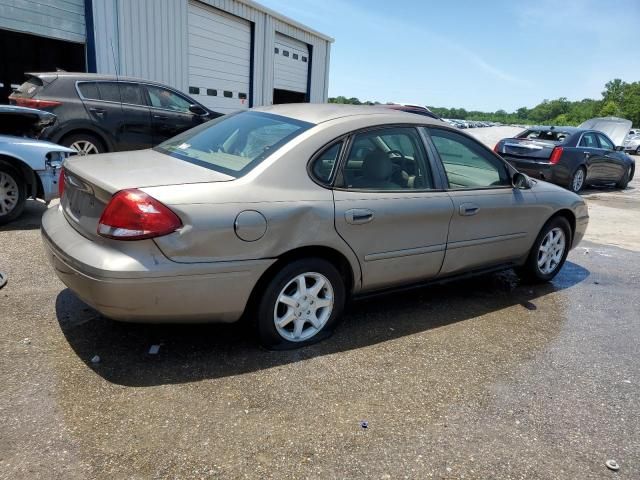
(258, 0), (640, 112)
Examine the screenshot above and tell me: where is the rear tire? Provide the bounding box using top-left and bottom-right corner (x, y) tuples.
(569, 166), (586, 193)
(62, 133), (105, 155)
(616, 166), (632, 189)
(517, 216), (572, 283)
(256, 258), (345, 350)
(0, 164), (27, 225)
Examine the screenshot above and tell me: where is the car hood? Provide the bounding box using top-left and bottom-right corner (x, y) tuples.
(578, 117), (631, 146)
(0, 134), (75, 152)
(0, 105), (57, 139)
(64, 148), (235, 193)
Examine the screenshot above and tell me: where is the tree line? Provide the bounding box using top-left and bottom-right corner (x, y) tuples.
(328, 79), (640, 127)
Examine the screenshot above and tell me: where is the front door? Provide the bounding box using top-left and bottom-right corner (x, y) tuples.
(332, 127), (454, 291)
(144, 85), (206, 144)
(426, 127), (540, 275)
(596, 133), (625, 180)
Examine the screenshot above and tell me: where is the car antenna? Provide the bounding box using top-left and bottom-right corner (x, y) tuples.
(110, 39), (120, 79)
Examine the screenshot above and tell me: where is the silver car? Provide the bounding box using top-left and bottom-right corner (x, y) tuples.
(42, 105), (588, 348)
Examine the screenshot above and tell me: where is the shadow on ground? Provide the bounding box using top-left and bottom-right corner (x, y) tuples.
(0, 200), (47, 232)
(56, 261), (589, 387)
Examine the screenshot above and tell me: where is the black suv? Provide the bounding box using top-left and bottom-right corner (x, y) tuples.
(9, 72), (221, 154)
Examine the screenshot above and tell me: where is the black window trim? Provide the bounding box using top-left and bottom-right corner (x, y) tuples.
(424, 126), (516, 191)
(306, 136), (347, 188)
(331, 124), (445, 193)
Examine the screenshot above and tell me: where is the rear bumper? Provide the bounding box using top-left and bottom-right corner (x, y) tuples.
(41, 205), (275, 323)
(504, 156), (571, 187)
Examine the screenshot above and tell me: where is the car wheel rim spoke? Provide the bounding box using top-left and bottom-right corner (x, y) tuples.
(538, 227), (566, 275)
(71, 141), (98, 155)
(0, 172), (19, 216)
(573, 170), (584, 191)
(274, 272), (334, 342)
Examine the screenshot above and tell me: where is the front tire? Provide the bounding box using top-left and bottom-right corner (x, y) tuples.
(569, 166), (586, 193)
(517, 216), (571, 283)
(256, 258), (346, 349)
(0, 164), (27, 225)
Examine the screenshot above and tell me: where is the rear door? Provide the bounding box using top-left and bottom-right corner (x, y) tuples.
(332, 126), (454, 291)
(426, 127), (541, 275)
(144, 84), (206, 144)
(596, 133), (625, 180)
(117, 82), (152, 151)
(77, 81), (123, 143)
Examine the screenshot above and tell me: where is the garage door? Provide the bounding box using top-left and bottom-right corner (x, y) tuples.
(274, 33), (309, 95)
(188, 1), (251, 114)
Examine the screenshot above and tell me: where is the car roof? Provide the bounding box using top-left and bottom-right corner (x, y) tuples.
(27, 72), (176, 88)
(253, 103), (445, 125)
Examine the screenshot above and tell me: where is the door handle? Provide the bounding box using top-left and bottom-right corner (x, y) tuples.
(345, 208), (374, 225)
(583, 151), (591, 158)
(89, 107), (105, 117)
(459, 203), (480, 216)
(153, 114), (168, 120)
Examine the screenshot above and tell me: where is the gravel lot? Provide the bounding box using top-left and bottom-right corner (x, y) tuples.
(1, 129), (639, 479)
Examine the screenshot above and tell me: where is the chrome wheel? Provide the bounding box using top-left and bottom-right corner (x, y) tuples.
(537, 227), (566, 275)
(0, 171), (19, 216)
(572, 168), (585, 192)
(273, 272), (334, 342)
(70, 140), (99, 155)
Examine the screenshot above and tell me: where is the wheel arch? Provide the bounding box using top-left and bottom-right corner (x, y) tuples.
(0, 154), (39, 198)
(549, 208), (576, 243)
(244, 245), (357, 317)
(59, 128), (110, 152)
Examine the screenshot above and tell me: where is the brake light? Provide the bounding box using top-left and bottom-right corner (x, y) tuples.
(58, 168), (65, 198)
(97, 189), (182, 240)
(12, 97), (62, 109)
(549, 146), (564, 164)
(493, 142), (501, 153)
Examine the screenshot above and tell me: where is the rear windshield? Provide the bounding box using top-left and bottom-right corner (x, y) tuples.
(155, 111), (313, 177)
(12, 77), (44, 98)
(517, 129), (572, 143)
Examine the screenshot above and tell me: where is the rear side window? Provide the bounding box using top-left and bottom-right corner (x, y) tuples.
(156, 111), (313, 177)
(77, 82), (99, 100)
(119, 83), (144, 105)
(428, 128), (510, 189)
(97, 82), (121, 102)
(311, 142), (342, 185)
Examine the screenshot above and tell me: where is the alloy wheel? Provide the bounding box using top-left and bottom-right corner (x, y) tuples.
(572, 169), (585, 192)
(537, 227), (566, 275)
(70, 140), (99, 155)
(0, 171), (19, 216)
(273, 272), (334, 342)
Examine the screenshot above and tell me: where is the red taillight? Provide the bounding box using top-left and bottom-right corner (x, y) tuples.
(58, 167), (65, 198)
(549, 146), (564, 165)
(97, 189), (182, 240)
(493, 142), (501, 153)
(12, 97), (62, 109)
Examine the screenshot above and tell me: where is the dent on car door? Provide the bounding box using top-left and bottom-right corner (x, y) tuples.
(145, 85), (201, 144)
(426, 127), (542, 275)
(331, 126), (454, 291)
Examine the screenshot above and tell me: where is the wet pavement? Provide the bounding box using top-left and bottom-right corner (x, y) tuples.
(1, 170), (639, 479)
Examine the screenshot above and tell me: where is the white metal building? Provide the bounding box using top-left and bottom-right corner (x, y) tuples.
(0, 0), (333, 112)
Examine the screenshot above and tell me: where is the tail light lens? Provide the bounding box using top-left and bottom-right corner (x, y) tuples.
(12, 97), (62, 109)
(97, 189), (182, 240)
(493, 142), (501, 153)
(58, 167), (65, 198)
(549, 146), (564, 164)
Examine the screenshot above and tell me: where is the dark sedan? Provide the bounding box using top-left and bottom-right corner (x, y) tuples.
(494, 127), (635, 192)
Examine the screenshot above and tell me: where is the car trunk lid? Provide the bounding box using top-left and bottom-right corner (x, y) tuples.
(61, 148), (234, 239)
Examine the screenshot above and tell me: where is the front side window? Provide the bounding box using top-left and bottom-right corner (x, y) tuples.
(579, 132), (598, 148)
(428, 128), (510, 189)
(156, 111), (313, 177)
(311, 142), (342, 185)
(597, 134), (614, 150)
(147, 86), (191, 113)
(341, 127), (434, 190)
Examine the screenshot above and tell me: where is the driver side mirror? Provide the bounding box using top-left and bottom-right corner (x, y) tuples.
(614, 145), (624, 152)
(512, 172), (532, 189)
(189, 104), (208, 116)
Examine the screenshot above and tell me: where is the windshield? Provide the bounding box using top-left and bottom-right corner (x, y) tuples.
(155, 111), (313, 177)
(517, 129), (572, 143)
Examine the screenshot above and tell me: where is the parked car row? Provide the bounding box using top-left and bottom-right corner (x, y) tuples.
(444, 119), (501, 129)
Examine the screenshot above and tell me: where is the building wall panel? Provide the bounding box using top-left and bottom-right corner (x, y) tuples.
(0, 0), (85, 43)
